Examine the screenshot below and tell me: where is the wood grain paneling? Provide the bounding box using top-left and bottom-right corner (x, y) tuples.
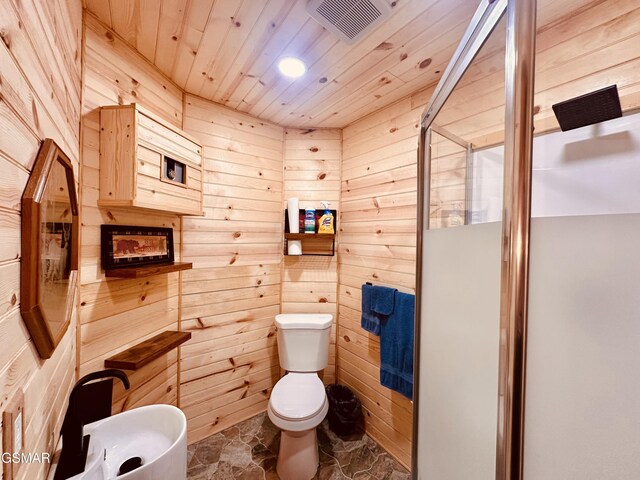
(84, 0), (480, 128)
(80, 13), (183, 413)
(82, 0), (614, 131)
(0, 0), (82, 478)
(282, 128), (341, 384)
(340, 95), (420, 469)
(180, 94), (284, 444)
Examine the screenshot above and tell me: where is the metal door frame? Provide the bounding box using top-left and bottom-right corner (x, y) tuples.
(413, 0), (536, 478)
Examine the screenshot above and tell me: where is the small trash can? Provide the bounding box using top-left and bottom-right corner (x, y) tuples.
(325, 384), (363, 436)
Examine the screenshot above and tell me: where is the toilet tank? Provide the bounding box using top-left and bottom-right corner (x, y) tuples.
(275, 314), (333, 372)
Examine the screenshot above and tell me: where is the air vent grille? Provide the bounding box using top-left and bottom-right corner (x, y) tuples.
(307, 0), (392, 44)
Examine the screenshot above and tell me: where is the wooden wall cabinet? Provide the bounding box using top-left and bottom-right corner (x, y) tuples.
(99, 104), (203, 215)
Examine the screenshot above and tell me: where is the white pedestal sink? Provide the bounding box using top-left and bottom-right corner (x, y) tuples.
(50, 404), (187, 480)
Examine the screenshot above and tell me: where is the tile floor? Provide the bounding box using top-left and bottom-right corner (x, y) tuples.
(187, 412), (410, 480)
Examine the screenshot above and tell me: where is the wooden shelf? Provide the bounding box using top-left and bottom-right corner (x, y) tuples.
(284, 208), (337, 256)
(105, 261), (192, 279)
(104, 330), (191, 370)
(285, 233), (335, 240)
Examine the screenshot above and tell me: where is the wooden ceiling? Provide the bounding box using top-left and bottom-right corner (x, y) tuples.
(84, 0), (640, 130)
(83, 0), (480, 128)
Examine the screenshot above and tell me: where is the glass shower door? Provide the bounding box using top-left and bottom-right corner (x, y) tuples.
(415, 9), (507, 479)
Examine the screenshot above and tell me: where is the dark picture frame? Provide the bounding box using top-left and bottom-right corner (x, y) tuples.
(101, 225), (174, 270)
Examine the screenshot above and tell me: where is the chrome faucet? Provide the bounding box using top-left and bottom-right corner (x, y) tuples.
(54, 369), (130, 480)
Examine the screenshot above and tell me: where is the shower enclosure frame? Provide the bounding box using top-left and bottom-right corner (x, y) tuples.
(413, 0), (536, 478)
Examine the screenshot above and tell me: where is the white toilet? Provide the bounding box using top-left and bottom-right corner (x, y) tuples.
(268, 313), (333, 480)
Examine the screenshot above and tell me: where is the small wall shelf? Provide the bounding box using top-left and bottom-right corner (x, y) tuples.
(104, 330), (192, 370)
(105, 261), (192, 279)
(285, 233), (336, 240)
(284, 209), (337, 256)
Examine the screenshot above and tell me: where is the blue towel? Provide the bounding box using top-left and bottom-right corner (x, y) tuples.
(380, 291), (415, 400)
(361, 284), (380, 335)
(371, 285), (397, 316)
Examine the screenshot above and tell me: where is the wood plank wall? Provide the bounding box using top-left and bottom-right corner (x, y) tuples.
(79, 13), (184, 412)
(282, 128), (342, 385)
(180, 94), (284, 444)
(339, 89), (435, 469)
(0, 0), (82, 478)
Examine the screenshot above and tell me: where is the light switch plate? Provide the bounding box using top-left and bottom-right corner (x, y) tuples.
(2, 389), (24, 480)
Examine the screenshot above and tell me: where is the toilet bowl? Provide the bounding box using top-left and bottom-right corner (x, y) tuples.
(267, 373), (329, 480)
(268, 373), (328, 480)
(269, 313), (333, 480)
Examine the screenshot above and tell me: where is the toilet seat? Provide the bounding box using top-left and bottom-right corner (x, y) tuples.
(268, 373), (328, 432)
(270, 373), (326, 420)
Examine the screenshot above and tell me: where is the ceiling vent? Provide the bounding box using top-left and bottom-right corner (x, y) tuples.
(307, 0), (393, 45)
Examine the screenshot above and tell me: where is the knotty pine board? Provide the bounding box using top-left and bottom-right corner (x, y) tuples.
(340, 93), (421, 470)
(282, 128), (341, 385)
(80, 15), (182, 417)
(181, 95), (284, 444)
(0, 1), (82, 478)
(84, 0), (610, 129)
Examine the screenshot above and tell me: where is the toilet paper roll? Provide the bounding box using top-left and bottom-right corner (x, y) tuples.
(287, 197), (299, 233)
(287, 240), (302, 256)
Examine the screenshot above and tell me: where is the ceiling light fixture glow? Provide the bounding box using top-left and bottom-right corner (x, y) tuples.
(278, 57), (306, 78)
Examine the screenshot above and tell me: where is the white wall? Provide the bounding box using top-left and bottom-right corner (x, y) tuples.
(471, 112), (640, 222)
(524, 214), (640, 480)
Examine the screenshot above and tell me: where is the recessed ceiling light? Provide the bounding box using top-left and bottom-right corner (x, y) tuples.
(278, 57), (306, 78)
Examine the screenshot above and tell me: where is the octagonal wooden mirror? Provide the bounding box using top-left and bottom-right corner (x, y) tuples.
(21, 139), (78, 359)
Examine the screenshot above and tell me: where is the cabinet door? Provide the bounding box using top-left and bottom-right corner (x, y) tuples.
(135, 145), (202, 214)
(99, 107), (136, 202)
(137, 112), (202, 166)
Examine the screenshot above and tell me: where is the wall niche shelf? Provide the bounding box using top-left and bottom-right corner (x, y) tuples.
(284, 209), (337, 256)
(104, 330), (192, 370)
(105, 261), (192, 279)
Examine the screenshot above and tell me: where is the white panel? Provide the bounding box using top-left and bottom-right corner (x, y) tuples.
(418, 222), (501, 480)
(472, 112), (640, 222)
(524, 214), (640, 480)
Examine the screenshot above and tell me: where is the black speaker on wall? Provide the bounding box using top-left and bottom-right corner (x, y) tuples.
(552, 84), (623, 132)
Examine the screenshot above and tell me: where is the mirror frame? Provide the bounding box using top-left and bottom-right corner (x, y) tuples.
(21, 138), (79, 359)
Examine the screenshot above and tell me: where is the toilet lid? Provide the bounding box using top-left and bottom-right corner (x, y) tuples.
(270, 373), (326, 421)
